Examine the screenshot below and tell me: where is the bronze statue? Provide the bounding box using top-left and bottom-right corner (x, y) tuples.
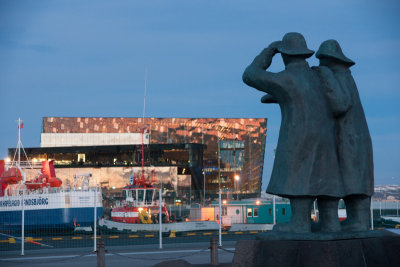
(316, 40), (374, 231)
(244, 33), (374, 234)
(243, 33), (349, 233)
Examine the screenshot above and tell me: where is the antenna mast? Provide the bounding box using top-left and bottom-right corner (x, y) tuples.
(141, 68), (148, 181)
(143, 68), (147, 123)
(18, 118), (21, 165)
(10, 118), (32, 173)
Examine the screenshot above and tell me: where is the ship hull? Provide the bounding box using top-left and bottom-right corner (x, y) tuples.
(0, 207), (103, 231)
(0, 190), (103, 232)
(99, 218), (219, 232)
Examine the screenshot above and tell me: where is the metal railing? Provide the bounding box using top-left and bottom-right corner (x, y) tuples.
(5, 161), (42, 169)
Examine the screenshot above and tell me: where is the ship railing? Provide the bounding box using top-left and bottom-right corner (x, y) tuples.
(5, 161), (42, 169)
(70, 186), (102, 192)
(6, 187), (58, 196)
(4, 186), (102, 196)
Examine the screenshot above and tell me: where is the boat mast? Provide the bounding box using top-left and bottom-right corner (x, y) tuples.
(13, 118), (33, 173)
(141, 68), (148, 182)
(18, 118), (21, 165)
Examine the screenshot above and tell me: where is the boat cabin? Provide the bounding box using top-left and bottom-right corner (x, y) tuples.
(122, 187), (156, 207)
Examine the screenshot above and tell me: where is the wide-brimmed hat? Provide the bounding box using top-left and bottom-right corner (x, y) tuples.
(316, 40), (355, 66)
(278, 32), (314, 58)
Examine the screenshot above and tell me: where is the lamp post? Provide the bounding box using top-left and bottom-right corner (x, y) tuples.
(234, 175), (240, 200)
(203, 170), (206, 206)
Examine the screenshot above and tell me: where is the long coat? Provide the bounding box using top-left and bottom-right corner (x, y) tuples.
(331, 68), (374, 196)
(243, 47), (346, 198)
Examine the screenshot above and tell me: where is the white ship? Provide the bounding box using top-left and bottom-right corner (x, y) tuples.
(0, 119), (103, 232)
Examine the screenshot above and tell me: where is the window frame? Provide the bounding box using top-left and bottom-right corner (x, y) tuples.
(247, 208), (253, 217)
(253, 207), (259, 217)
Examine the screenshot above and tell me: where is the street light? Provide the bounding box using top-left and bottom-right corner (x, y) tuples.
(202, 170), (206, 206)
(234, 175), (240, 200)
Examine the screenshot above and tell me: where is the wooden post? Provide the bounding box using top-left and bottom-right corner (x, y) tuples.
(96, 240), (105, 267)
(210, 237), (219, 266)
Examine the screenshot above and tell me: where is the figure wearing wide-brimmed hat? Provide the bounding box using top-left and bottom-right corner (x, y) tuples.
(316, 39), (355, 66)
(243, 32), (346, 233)
(316, 40), (374, 231)
(259, 33), (313, 104)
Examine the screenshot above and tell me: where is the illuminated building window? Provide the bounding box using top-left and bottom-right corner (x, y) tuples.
(247, 208), (253, 217)
(77, 153), (85, 163)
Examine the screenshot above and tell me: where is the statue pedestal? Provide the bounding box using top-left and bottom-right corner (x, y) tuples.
(232, 230), (400, 267)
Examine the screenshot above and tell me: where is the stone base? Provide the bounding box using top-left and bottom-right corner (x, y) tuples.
(257, 229), (388, 241)
(232, 230), (400, 267)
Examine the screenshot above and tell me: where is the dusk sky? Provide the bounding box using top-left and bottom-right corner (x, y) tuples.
(0, 0), (399, 188)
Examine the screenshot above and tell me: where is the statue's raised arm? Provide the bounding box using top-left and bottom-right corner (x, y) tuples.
(242, 41), (285, 96)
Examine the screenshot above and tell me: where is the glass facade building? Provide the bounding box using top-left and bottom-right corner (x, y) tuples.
(11, 117), (267, 198)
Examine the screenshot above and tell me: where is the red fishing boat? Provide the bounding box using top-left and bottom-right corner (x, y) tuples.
(110, 126), (169, 224)
(110, 170), (169, 224)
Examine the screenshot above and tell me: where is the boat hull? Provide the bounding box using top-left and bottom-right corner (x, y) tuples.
(99, 218), (219, 232)
(0, 189), (103, 232)
(0, 207), (103, 231)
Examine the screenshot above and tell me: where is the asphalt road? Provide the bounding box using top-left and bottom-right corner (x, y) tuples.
(0, 241), (237, 267)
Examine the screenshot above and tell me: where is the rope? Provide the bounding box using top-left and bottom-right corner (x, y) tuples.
(218, 246), (252, 258)
(107, 247), (209, 261)
(218, 246), (235, 254)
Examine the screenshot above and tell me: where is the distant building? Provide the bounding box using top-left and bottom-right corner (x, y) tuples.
(10, 117), (267, 200)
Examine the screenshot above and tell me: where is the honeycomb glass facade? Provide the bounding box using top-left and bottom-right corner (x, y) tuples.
(41, 117), (267, 195)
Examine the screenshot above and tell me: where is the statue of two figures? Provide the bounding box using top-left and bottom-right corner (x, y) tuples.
(243, 32), (374, 234)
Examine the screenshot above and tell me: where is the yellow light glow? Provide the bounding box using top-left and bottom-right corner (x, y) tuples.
(256, 200), (261, 205)
(32, 158), (38, 162)
(222, 200), (227, 205)
(234, 175), (240, 181)
(5, 158), (10, 163)
(138, 208), (143, 212)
